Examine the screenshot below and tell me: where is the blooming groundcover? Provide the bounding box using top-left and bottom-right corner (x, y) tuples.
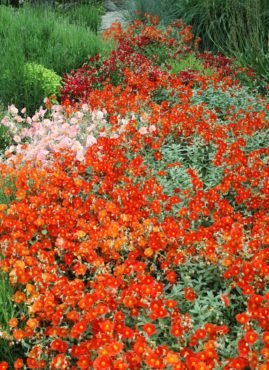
(0, 17), (269, 369)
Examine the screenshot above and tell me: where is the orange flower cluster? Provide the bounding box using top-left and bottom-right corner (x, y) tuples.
(0, 16), (269, 370)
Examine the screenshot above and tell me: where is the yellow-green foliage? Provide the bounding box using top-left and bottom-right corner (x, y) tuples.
(23, 63), (62, 98)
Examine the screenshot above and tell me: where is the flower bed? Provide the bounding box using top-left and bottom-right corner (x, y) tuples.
(0, 16), (268, 369)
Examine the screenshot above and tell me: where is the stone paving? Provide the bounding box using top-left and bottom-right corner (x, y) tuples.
(100, 0), (128, 30)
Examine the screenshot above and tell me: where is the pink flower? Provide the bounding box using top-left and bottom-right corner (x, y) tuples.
(15, 116), (24, 123)
(1, 117), (11, 127)
(96, 111), (104, 120)
(70, 117), (78, 124)
(82, 104), (89, 111)
(13, 135), (21, 143)
(139, 126), (148, 135)
(149, 125), (156, 133)
(8, 104), (18, 116)
(86, 134), (97, 147)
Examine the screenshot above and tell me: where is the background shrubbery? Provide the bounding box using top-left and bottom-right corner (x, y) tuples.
(0, 2), (110, 114)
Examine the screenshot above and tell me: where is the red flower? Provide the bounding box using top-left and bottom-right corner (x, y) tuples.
(143, 323), (156, 336)
(235, 313), (249, 324)
(0, 362), (8, 370)
(184, 287), (197, 301)
(93, 355), (111, 369)
(77, 356), (91, 370)
(244, 330), (259, 344)
(70, 321), (88, 338)
(170, 325), (183, 337)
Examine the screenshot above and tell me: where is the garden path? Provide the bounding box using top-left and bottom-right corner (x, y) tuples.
(100, 0), (128, 30)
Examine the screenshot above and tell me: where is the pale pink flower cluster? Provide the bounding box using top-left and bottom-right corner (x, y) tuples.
(1, 104), (157, 168)
(1, 104), (129, 167)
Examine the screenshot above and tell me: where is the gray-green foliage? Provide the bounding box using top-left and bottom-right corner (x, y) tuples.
(166, 258), (245, 358)
(191, 84), (268, 121)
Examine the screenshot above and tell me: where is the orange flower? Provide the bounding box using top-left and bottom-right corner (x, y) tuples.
(235, 313), (249, 324)
(8, 317), (18, 328)
(14, 359), (24, 369)
(70, 321), (88, 338)
(93, 355), (111, 369)
(99, 320), (114, 333)
(13, 329), (25, 341)
(26, 318), (39, 329)
(77, 356), (91, 369)
(165, 352), (179, 364)
(245, 330), (259, 344)
(262, 332), (269, 345)
(50, 354), (70, 369)
(0, 362), (8, 370)
(143, 323), (156, 336)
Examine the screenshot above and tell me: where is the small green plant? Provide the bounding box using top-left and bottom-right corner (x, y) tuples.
(165, 54), (214, 76)
(23, 63), (62, 99)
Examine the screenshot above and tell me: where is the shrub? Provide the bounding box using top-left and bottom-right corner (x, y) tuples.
(23, 63), (62, 99)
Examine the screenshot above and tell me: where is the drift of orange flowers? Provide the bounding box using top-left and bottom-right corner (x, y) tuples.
(0, 15), (268, 370)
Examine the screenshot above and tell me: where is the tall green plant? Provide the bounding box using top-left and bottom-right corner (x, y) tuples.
(63, 3), (104, 32)
(174, 0), (269, 89)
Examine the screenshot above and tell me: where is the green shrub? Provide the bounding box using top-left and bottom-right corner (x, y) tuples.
(28, 0), (105, 33)
(23, 63), (62, 98)
(0, 5), (110, 74)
